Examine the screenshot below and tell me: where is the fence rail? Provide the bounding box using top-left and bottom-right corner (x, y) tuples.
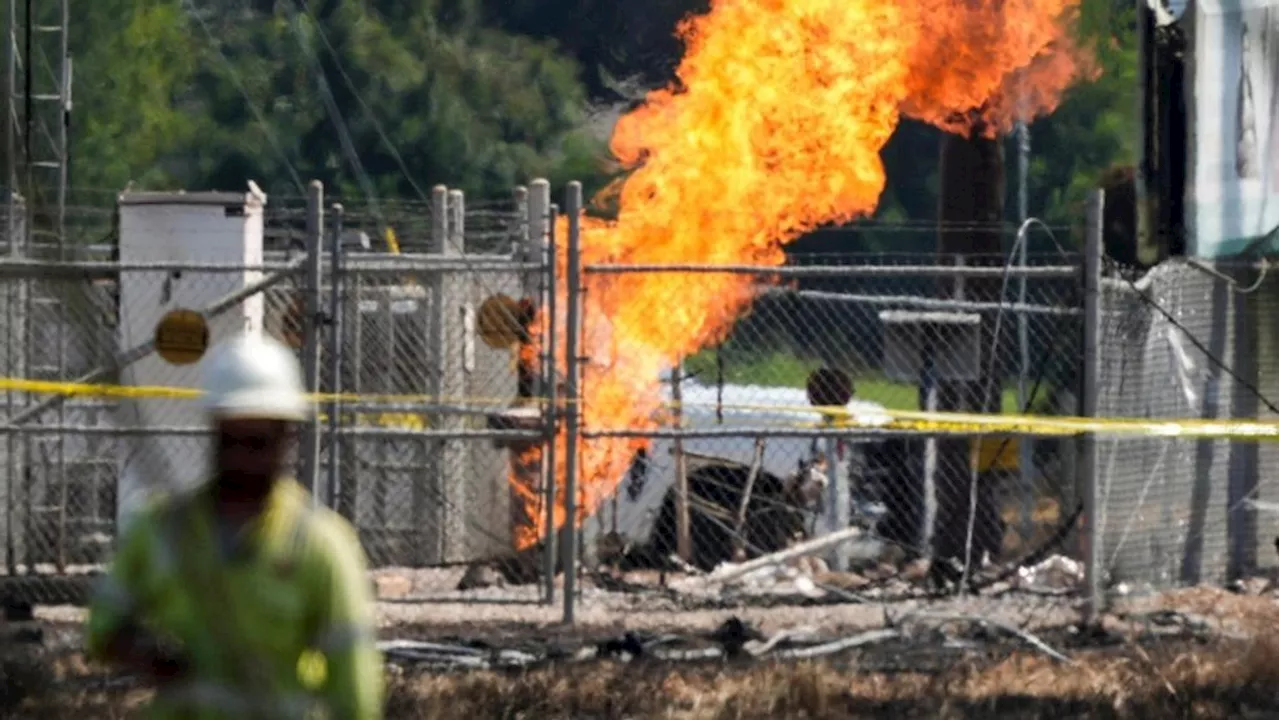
(1, 181), (1275, 626)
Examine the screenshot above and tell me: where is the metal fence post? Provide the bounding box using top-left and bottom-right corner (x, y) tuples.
(562, 181), (583, 625)
(301, 181), (324, 501)
(672, 361), (691, 564)
(824, 430), (852, 572)
(442, 189), (469, 562)
(326, 203), (345, 511)
(1081, 189), (1104, 623)
(527, 178), (557, 605)
(422, 186), (448, 563)
(2, 194), (26, 575)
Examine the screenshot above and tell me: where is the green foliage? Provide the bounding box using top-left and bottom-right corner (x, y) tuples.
(20, 0), (1136, 237)
(1028, 0), (1139, 232)
(47, 0), (610, 204)
(69, 1), (201, 192)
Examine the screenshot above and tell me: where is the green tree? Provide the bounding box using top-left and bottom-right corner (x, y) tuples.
(65, 0), (198, 193)
(1025, 0), (1139, 230)
(173, 0), (609, 201)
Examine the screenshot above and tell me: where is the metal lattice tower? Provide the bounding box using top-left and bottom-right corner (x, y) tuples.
(5, 0), (74, 573)
(7, 0), (71, 255)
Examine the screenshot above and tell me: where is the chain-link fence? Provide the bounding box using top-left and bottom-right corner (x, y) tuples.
(1096, 256), (1279, 591)
(0, 183), (555, 606)
(568, 232), (1087, 595)
(1, 182), (1275, 620)
(0, 261), (309, 598)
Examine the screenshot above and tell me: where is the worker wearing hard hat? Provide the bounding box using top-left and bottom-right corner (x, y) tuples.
(85, 333), (384, 719)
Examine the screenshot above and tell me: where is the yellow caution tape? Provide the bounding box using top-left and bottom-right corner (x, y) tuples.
(2, 377), (1274, 441)
(316, 412), (430, 430)
(0, 377), (533, 407)
(0, 377), (203, 400)
(672, 400), (1279, 441)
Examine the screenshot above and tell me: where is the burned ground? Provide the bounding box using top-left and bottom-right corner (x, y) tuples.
(4, 585), (1275, 719)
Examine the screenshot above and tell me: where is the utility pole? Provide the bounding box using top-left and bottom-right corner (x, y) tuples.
(1014, 111), (1034, 547)
(933, 128), (1006, 581)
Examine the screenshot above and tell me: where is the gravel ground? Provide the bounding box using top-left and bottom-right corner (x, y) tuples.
(5, 576), (1276, 719)
(25, 567), (1276, 645)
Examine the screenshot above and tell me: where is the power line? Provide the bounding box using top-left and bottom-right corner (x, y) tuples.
(284, 1), (388, 244)
(293, 0), (433, 205)
(180, 0), (306, 194)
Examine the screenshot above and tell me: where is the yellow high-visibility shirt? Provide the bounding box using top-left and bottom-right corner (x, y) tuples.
(85, 478), (384, 720)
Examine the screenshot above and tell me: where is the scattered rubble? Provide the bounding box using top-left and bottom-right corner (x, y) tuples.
(456, 564), (506, 592)
(1014, 554), (1084, 592)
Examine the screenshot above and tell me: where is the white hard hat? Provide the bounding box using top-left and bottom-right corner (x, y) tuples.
(200, 333), (310, 421)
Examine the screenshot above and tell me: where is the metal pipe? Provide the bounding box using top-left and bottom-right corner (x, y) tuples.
(823, 430), (851, 571)
(326, 203), (345, 511)
(4, 0), (18, 575)
(583, 427), (970, 440)
(422, 185), (448, 564)
(584, 263), (1079, 279)
(672, 361), (691, 564)
(1081, 190), (1104, 623)
(543, 202), (558, 607)
(785, 289), (1080, 316)
(342, 257), (540, 275)
(528, 179), (557, 605)
(338, 428), (545, 441)
(54, 0), (70, 574)
(3, 426), (545, 441)
(919, 344), (938, 562)
(1014, 218), (1035, 547)
(561, 181), (583, 624)
(0, 257), (541, 277)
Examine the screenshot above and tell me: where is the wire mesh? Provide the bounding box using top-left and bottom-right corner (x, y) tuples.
(572, 251), (1086, 585)
(0, 265), (305, 580)
(1095, 257), (1279, 591)
(1, 195), (1274, 615)
(327, 260), (533, 569)
(0, 194), (553, 606)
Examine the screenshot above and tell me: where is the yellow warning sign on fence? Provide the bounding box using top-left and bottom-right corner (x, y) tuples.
(975, 436), (1020, 472)
(476, 293), (526, 349)
(154, 309), (209, 366)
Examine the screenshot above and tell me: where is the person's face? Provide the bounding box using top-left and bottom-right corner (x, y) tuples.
(214, 417), (291, 498)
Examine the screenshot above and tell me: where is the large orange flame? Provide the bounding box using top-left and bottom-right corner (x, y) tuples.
(513, 0), (1093, 551)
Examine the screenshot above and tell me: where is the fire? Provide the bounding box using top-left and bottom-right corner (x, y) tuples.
(512, 0), (1091, 551)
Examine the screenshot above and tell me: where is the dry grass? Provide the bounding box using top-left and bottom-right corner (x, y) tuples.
(6, 590), (1277, 719)
(381, 632), (1278, 719)
(13, 632), (1270, 719)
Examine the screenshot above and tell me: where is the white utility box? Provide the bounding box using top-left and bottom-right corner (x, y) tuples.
(115, 186), (267, 529)
(879, 310), (983, 383)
